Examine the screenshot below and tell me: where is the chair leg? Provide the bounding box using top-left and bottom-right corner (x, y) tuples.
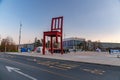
(51, 37), (53, 54)
(61, 36), (63, 54)
(43, 34), (46, 55)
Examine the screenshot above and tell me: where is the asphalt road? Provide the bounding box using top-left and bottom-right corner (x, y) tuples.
(0, 53), (120, 80)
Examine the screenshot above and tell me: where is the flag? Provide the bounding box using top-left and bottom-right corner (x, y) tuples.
(20, 23), (22, 27)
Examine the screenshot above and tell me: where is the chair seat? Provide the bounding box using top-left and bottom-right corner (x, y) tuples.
(44, 31), (62, 37)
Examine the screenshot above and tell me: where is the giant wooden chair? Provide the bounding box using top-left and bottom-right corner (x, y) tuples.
(43, 16), (63, 55)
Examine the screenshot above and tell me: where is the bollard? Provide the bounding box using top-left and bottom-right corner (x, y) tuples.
(117, 54), (120, 58)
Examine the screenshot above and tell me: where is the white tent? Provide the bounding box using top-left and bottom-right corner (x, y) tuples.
(34, 46), (49, 54)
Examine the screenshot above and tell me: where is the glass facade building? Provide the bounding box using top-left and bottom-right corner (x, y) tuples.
(63, 37), (85, 49)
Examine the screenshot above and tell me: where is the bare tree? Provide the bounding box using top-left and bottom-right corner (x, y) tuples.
(0, 37), (17, 52)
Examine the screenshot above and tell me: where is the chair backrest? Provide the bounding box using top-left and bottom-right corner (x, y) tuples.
(51, 16), (63, 33)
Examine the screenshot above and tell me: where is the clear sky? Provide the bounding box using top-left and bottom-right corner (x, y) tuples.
(0, 0), (120, 44)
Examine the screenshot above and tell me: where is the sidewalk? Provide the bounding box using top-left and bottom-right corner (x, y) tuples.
(8, 51), (120, 67)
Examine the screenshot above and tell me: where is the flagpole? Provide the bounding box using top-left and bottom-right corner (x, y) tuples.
(18, 22), (22, 52)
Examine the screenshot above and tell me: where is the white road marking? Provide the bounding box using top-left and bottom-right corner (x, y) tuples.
(6, 66), (37, 80)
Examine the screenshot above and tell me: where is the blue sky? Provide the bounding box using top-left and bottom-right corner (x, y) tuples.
(0, 0), (120, 44)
